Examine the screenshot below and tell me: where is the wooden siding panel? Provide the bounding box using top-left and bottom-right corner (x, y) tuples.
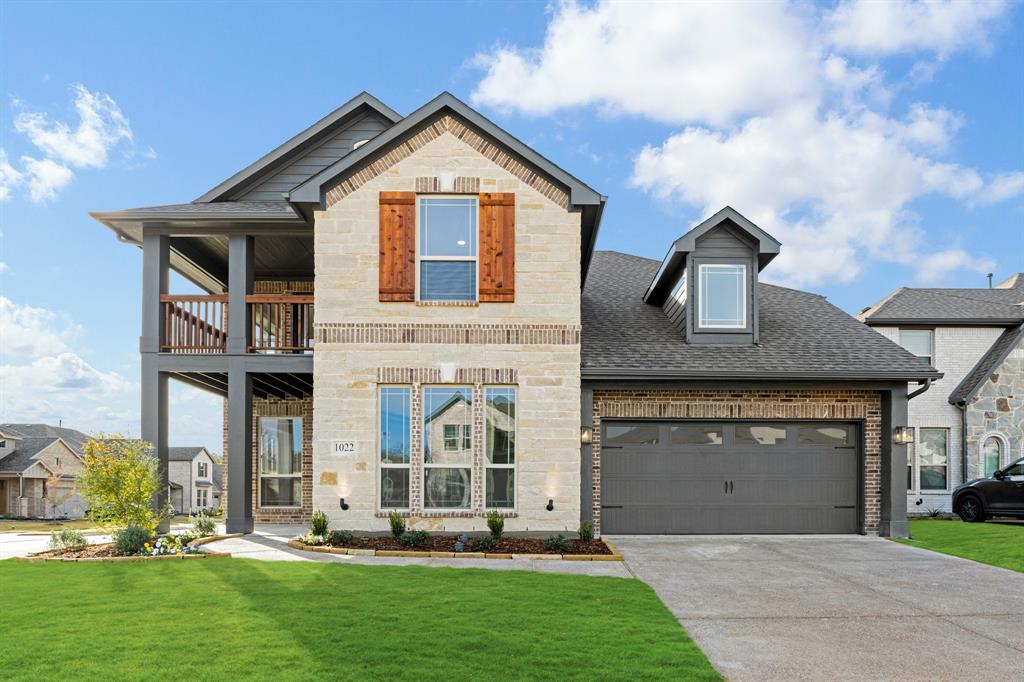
(478, 193), (515, 303)
(379, 192), (416, 302)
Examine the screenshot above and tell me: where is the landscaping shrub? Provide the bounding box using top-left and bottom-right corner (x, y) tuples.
(470, 535), (496, 552)
(310, 510), (329, 536)
(388, 510), (406, 538)
(191, 511), (216, 537)
(49, 528), (87, 551)
(546, 534), (572, 553)
(77, 436), (172, 532)
(925, 507), (945, 519)
(486, 510), (504, 541)
(454, 534), (470, 552)
(578, 521), (594, 543)
(400, 530), (429, 548)
(328, 530), (354, 546)
(113, 525), (153, 556)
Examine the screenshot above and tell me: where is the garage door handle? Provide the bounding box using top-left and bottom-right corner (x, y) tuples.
(833, 505), (855, 509)
(729, 481), (734, 494)
(601, 505), (623, 509)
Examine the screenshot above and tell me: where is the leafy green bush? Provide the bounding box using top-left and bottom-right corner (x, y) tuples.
(328, 530), (354, 546)
(113, 525), (152, 556)
(546, 534), (572, 553)
(399, 530), (429, 548)
(470, 535), (496, 552)
(486, 510), (504, 541)
(77, 437), (172, 532)
(49, 528), (87, 551)
(191, 511), (216, 537)
(578, 521), (594, 543)
(388, 511), (406, 539)
(310, 510), (329, 536)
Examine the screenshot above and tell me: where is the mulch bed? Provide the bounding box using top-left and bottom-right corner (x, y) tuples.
(320, 535), (612, 555)
(34, 543), (121, 559)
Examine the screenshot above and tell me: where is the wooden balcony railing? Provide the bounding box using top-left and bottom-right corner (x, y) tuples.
(247, 294), (314, 353)
(161, 295), (228, 353)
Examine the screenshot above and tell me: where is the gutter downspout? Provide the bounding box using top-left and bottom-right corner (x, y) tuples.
(907, 378), (933, 400)
(957, 402), (968, 485)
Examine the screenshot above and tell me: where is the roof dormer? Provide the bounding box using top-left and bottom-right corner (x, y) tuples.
(644, 207), (781, 346)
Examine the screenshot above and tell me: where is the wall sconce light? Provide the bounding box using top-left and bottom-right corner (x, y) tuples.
(546, 499), (554, 512)
(892, 426), (911, 445)
(339, 498), (350, 511)
(580, 426), (593, 445)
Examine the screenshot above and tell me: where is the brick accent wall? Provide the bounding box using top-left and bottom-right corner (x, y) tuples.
(326, 114), (570, 209)
(316, 323), (580, 345)
(590, 389), (883, 535)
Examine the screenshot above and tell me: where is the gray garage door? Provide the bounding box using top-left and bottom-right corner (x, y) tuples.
(600, 421), (859, 534)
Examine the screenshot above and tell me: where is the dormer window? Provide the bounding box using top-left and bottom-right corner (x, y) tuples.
(698, 263), (747, 329)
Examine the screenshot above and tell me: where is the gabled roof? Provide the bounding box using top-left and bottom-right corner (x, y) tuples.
(0, 424), (91, 454)
(948, 323), (1024, 405)
(583, 251), (942, 381)
(644, 206), (781, 305)
(168, 446), (211, 462)
(0, 437), (73, 474)
(195, 92), (402, 203)
(860, 275), (1024, 326)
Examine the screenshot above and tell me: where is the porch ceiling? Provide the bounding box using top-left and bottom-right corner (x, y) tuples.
(170, 371), (313, 400)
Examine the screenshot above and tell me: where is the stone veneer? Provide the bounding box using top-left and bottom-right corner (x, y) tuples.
(965, 341), (1024, 479)
(589, 389), (883, 535)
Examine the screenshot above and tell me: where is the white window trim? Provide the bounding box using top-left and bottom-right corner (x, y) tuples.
(898, 328), (934, 365)
(916, 427), (950, 492)
(979, 432), (1010, 476)
(378, 385), (412, 511)
(422, 385), (474, 511)
(698, 263), (747, 329)
(484, 386), (517, 512)
(415, 195), (479, 303)
(197, 461), (208, 478)
(257, 417), (303, 509)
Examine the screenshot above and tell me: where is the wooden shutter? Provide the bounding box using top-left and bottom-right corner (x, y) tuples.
(379, 192), (416, 302)
(478, 193), (515, 303)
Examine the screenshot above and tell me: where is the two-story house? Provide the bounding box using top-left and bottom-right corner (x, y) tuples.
(92, 92), (936, 537)
(167, 446), (222, 514)
(0, 423), (89, 518)
(860, 275), (1024, 514)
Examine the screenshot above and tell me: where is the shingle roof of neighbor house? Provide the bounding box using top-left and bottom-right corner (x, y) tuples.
(948, 323), (1024, 405)
(0, 438), (59, 473)
(168, 447), (209, 462)
(581, 251), (942, 381)
(859, 274), (1024, 325)
(0, 424), (91, 454)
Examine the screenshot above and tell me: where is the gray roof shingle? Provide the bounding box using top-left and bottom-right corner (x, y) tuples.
(0, 438), (59, 473)
(0, 424), (90, 454)
(582, 251), (941, 380)
(948, 323), (1024, 404)
(861, 277), (1024, 324)
(168, 447), (208, 462)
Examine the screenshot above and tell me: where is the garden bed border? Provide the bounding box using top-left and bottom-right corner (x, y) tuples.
(16, 533), (242, 563)
(286, 538), (624, 562)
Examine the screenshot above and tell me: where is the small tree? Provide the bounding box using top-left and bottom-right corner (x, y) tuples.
(76, 437), (171, 532)
(42, 462), (75, 521)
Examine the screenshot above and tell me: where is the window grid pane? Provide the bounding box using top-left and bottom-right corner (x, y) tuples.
(485, 387), (516, 509)
(424, 387), (473, 467)
(379, 387), (411, 509)
(258, 418), (302, 507)
(919, 428), (947, 490)
(699, 264), (746, 328)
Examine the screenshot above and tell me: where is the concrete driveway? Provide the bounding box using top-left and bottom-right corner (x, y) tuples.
(610, 535), (1024, 681)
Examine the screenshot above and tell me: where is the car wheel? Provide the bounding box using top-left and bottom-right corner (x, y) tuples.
(957, 495), (986, 523)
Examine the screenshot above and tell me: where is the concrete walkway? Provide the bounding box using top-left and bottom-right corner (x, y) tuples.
(201, 526), (632, 578)
(609, 535), (1024, 682)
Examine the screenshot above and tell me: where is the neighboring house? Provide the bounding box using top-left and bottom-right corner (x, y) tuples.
(167, 447), (222, 514)
(860, 275), (1024, 514)
(91, 91), (936, 538)
(0, 424), (90, 518)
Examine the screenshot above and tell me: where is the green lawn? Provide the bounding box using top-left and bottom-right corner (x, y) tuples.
(0, 518), (100, 533)
(893, 519), (1024, 573)
(0, 559), (718, 681)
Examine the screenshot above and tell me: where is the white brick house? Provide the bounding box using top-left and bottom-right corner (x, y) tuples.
(860, 274), (1024, 514)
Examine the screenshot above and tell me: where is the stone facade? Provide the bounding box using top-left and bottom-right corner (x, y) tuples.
(965, 340), (1024, 479)
(312, 129), (582, 533)
(589, 389), (883, 535)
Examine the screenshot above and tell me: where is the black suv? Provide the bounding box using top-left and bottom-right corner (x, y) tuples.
(953, 457), (1024, 522)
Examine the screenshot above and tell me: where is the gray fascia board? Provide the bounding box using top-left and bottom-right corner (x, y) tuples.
(194, 92), (403, 203)
(863, 318), (1023, 327)
(287, 92), (603, 208)
(947, 324), (1024, 405)
(580, 367), (943, 382)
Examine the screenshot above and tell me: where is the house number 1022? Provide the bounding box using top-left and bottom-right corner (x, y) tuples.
(332, 440), (357, 456)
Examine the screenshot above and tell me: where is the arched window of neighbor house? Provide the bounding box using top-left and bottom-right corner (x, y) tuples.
(982, 436), (1003, 477)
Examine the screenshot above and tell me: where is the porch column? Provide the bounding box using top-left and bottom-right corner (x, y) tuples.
(141, 355), (169, 533)
(879, 385), (909, 538)
(140, 232), (169, 354)
(227, 235), (254, 354)
(226, 358), (254, 534)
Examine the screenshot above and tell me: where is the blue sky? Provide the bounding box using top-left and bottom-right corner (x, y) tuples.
(1, 1), (1022, 452)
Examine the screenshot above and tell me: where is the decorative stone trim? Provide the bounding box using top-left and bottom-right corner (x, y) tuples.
(414, 300), (479, 307)
(374, 510), (518, 519)
(415, 176), (480, 193)
(589, 389), (883, 536)
(325, 114), (570, 209)
(285, 538), (621, 562)
(377, 367), (518, 385)
(316, 322), (580, 345)
(18, 551), (232, 563)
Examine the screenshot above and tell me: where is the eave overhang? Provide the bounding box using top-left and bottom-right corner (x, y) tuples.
(581, 367), (944, 382)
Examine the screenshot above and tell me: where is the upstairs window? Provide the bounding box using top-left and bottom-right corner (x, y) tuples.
(198, 461), (208, 478)
(418, 197), (477, 302)
(899, 329), (933, 365)
(698, 263), (747, 329)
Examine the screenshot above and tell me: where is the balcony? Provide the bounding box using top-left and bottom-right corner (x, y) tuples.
(159, 293), (313, 354)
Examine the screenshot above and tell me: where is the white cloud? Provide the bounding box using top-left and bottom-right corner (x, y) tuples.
(471, 0), (1018, 288)
(0, 262), (8, 274)
(3, 84), (138, 202)
(0, 296), (77, 357)
(14, 84), (132, 168)
(826, 0), (1009, 57)
(914, 249), (996, 285)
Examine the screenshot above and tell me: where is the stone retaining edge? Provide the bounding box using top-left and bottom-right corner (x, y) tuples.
(286, 538), (622, 561)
